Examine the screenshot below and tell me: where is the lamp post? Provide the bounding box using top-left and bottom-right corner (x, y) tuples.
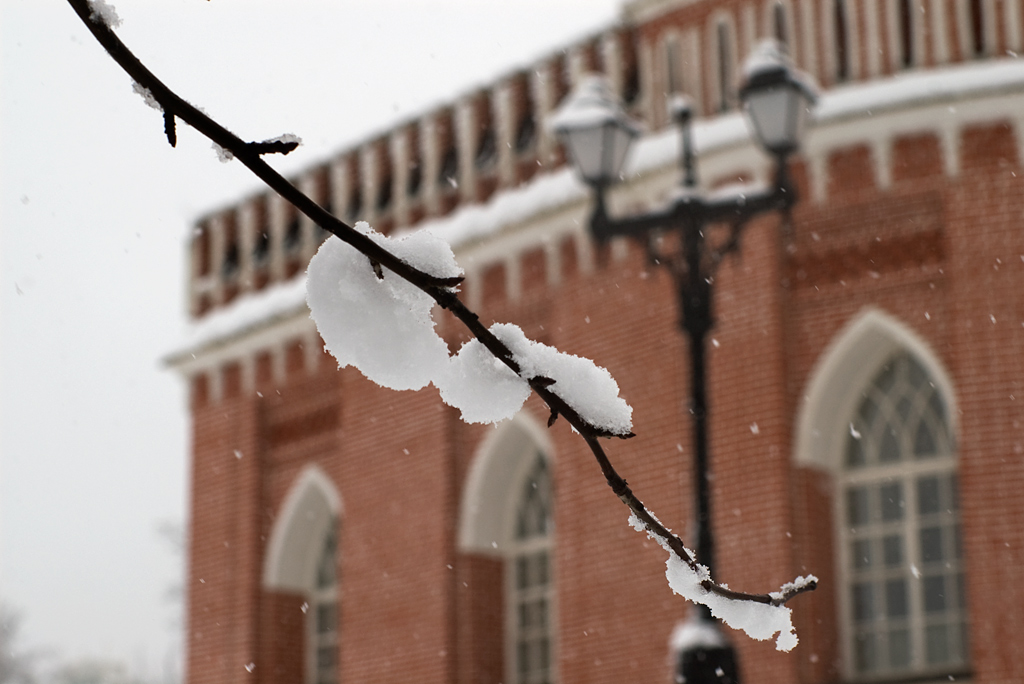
(551, 42), (816, 684)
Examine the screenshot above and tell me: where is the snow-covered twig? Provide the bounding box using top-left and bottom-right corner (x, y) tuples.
(65, 0), (817, 644)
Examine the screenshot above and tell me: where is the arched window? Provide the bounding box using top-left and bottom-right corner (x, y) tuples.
(840, 352), (969, 678)
(458, 417), (556, 684)
(507, 454), (554, 684)
(263, 466), (343, 684)
(310, 521), (339, 684)
(834, 0), (851, 82)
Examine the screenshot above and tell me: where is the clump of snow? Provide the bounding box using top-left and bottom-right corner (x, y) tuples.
(212, 143), (234, 163)
(266, 133), (303, 146)
(436, 338), (531, 424)
(628, 513), (803, 652)
(436, 323), (632, 432)
(770, 575), (818, 601)
(665, 553), (800, 651)
(306, 222), (455, 391)
(132, 81), (161, 111)
(492, 323), (632, 435)
(88, 0), (122, 28)
(305, 222), (630, 432)
(361, 222), (463, 281)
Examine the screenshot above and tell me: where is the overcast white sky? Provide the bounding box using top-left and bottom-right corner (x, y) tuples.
(0, 0), (620, 678)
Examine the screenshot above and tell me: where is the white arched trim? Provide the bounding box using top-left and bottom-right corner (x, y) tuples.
(794, 307), (958, 472)
(263, 464), (343, 592)
(458, 412), (553, 555)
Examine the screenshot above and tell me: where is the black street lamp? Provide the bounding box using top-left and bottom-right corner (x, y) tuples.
(551, 42), (816, 684)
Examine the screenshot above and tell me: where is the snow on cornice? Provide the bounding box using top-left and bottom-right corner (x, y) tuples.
(168, 59), (1024, 364)
(815, 58), (1024, 121)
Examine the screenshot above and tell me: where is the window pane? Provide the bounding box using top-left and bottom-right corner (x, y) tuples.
(923, 575), (947, 613)
(317, 645), (335, 668)
(917, 476), (941, 515)
(886, 578), (908, 618)
(927, 389), (948, 429)
(880, 482), (904, 521)
(317, 604), (336, 634)
(957, 620), (970, 663)
(516, 556), (529, 589)
(516, 456), (552, 540)
(926, 624), (949, 664)
(896, 396), (912, 423)
(889, 628), (911, 669)
(540, 552), (550, 584)
(848, 487), (871, 526)
(913, 418), (938, 457)
(846, 430), (866, 467)
(879, 425), (901, 462)
(517, 642), (530, 679)
(875, 361), (898, 392)
(858, 394), (879, 428)
(920, 527), (943, 563)
(852, 582), (875, 622)
(852, 539), (872, 569)
(854, 631), (878, 673)
(883, 535), (903, 566)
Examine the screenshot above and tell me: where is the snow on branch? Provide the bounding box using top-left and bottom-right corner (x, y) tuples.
(65, 0), (817, 650)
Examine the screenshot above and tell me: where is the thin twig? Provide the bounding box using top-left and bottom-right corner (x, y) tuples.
(66, 0), (816, 610)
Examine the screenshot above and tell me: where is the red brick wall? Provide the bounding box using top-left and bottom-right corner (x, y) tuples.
(186, 125), (1024, 684)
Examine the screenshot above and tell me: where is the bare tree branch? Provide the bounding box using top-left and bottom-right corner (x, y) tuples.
(65, 0), (816, 610)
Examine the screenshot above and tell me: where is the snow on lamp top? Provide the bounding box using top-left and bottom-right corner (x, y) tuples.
(549, 75), (641, 187)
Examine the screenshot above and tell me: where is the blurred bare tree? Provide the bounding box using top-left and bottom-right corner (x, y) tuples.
(0, 603), (38, 684)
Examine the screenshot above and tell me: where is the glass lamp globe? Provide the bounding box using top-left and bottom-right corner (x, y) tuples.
(549, 75), (640, 187)
(739, 41), (818, 157)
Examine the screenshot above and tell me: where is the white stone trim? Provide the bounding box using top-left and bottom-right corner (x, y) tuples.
(794, 307), (959, 472)
(799, 0), (819, 78)
(864, 0), (883, 77)
(930, 0), (952, 64)
(1006, 0), (1023, 54)
(263, 464), (343, 592)
(741, 2), (758, 63)
(173, 307), (317, 392)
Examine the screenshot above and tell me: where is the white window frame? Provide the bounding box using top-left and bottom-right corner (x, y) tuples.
(835, 353), (969, 681)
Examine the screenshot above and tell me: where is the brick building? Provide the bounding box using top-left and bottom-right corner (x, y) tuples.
(168, 0), (1024, 683)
